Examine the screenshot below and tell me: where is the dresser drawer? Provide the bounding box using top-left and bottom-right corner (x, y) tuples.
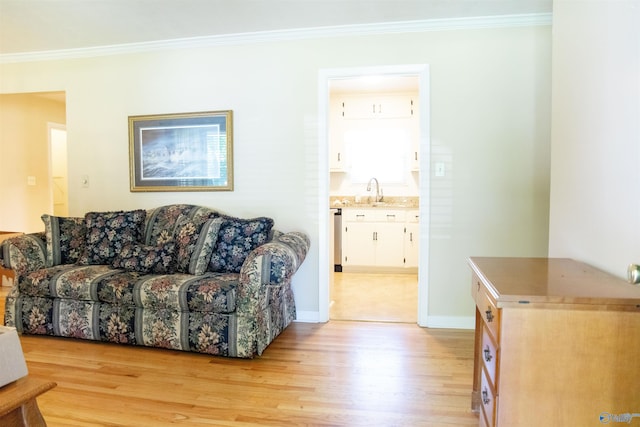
(480, 369), (496, 427)
(477, 282), (500, 341)
(481, 326), (498, 387)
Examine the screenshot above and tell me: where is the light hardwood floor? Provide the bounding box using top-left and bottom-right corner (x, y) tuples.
(330, 272), (418, 323)
(0, 286), (478, 426)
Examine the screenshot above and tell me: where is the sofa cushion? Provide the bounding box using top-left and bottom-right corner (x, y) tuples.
(143, 204), (218, 247)
(137, 273), (239, 313)
(78, 210), (146, 265)
(174, 217), (223, 275)
(111, 242), (176, 274)
(41, 214), (86, 267)
(17, 264), (238, 314)
(209, 216), (274, 273)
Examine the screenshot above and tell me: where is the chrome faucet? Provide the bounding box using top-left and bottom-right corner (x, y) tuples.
(366, 177), (383, 203)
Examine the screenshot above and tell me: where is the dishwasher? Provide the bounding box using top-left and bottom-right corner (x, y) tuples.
(330, 208), (342, 272)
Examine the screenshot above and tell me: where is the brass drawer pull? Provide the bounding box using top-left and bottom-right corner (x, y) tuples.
(485, 307), (494, 323)
(484, 345), (493, 362)
(482, 388), (491, 405)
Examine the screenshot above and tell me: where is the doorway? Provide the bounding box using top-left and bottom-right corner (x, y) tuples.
(49, 123), (69, 216)
(318, 64), (430, 325)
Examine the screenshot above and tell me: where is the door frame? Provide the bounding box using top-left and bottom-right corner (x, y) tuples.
(317, 64), (431, 325)
(47, 122), (68, 216)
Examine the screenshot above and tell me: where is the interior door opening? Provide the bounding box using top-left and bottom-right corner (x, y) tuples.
(318, 65), (430, 326)
(49, 123), (69, 217)
(328, 75), (420, 323)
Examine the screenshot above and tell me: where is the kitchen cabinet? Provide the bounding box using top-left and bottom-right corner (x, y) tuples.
(403, 210), (419, 268)
(340, 94), (415, 120)
(336, 93), (420, 172)
(343, 209), (405, 268)
(342, 208), (418, 270)
(329, 98), (347, 171)
(409, 122), (420, 171)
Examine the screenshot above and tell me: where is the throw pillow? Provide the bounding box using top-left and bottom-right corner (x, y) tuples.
(174, 217), (223, 275)
(78, 210), (146, 265)
(111, 241), (176, 274)
(41, 214), (87, 267)
(209, 216), (274, 273)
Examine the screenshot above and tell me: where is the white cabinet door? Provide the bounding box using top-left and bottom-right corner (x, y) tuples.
(341, 95), (415, 120)
(404, 210), (419, 268)
(343, 221), (375, 266)
(375, 222), (406, 267)
(342, 209), (407, 268)
(408, 100), (420, 171)
(329, 98), (346, 171)
(404, 223), (419, 268)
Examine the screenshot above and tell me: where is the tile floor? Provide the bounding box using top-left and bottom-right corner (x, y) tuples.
(329, 271), (418, 323)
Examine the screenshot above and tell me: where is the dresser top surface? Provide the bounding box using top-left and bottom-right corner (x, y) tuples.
(468, 257), (640, 306)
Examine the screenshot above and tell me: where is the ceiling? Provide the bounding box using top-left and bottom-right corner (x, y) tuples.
(0, 0), (552, 56)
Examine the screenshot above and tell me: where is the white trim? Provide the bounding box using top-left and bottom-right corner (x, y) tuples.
(317, 71), (331, 324)
(47, 122), (68, 217)
(426, 316), (475, 330)
(0, 13), (552, 64)
(294, 311), (321, 323)
(416, 67), (431, 328)
(295, 312), (475, 329)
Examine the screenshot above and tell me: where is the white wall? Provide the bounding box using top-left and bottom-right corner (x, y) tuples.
(0, 24), (552, 322)
(549, 0), (640, 277)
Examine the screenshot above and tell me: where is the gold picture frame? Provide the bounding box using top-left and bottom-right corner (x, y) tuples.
(129, 110), (233, 192)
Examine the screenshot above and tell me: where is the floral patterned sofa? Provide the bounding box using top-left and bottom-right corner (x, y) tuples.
(1, 204), (309, 358)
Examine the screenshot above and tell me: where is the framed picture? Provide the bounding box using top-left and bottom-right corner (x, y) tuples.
(128, 110), (233, 192)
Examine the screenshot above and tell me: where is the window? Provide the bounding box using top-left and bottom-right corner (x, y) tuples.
(344, 125), (409, 183)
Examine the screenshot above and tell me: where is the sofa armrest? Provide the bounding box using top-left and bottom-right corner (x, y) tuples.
(0, 233), (47, 280)
(236, 231), (310, 314)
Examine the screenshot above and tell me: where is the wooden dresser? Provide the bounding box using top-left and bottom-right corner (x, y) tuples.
(468, 257), (640, 427)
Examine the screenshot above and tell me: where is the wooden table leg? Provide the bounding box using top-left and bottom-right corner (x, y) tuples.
(1, 398), (47, 426)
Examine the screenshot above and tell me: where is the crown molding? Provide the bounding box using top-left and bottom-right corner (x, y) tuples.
(0, 13), (551, 64)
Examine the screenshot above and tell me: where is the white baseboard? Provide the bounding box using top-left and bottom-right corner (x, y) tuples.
(294, 311), (321, 323)
(295, 312), (474, 329)
(424, 315), (475, 329)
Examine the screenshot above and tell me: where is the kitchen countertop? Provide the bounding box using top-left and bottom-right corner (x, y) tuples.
(330, 196), (418, 209)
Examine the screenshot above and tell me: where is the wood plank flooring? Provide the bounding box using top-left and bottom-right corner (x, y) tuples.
(1, 286), (478, 426)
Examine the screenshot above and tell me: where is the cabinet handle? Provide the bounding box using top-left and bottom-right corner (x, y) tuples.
(477, 281), (481, 293)
(387, 214), (396, 219)
(485, 307), (494, 323)
(483, 345), (493, 362)
(482, 388), (491, 405)
(373, 231), (377, 241)
(356, 214), (365, 218)
(410, 232), (413, 242)
(337, 152), (341, 162)
(414, 151), (418, 161)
